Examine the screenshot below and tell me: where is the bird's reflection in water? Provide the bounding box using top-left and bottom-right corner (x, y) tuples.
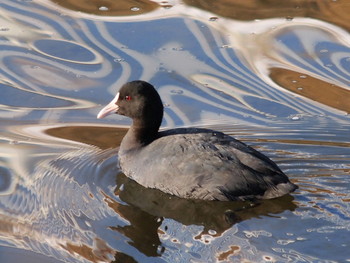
(107, 172), (297, 258)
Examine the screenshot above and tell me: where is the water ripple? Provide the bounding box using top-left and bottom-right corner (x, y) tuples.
(0, 0), (350, 262)
(31, 39), (103, 64)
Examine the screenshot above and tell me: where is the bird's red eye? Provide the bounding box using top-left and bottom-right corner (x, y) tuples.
(125, 95), (132, 101)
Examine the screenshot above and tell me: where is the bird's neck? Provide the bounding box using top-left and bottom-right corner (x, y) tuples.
(121, 119), (160, 151)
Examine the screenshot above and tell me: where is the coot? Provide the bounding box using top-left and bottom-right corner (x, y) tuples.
(97, 80), (297, 201)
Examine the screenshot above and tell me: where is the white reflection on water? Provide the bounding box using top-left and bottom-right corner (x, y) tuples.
(1, 0), (349, 126)
(0, 126), (123, 262)
(0, 0), (350, 262)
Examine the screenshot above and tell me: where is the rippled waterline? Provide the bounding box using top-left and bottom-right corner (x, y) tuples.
(1, 120), (349, 262)
(1, 0), (350, 262)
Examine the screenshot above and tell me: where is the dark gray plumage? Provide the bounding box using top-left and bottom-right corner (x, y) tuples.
(97, 80), (297, 201)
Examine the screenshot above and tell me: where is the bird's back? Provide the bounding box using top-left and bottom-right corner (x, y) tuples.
(119, 128), (297, 201)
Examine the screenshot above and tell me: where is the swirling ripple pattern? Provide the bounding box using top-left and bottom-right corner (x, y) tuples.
(0, 0), (349, 262)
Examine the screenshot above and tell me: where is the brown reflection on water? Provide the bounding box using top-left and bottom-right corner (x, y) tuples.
(217, 245), (240, 261)
(45, 125), (127, 149)
(62, 238), (138, 263)
(186, 0), (350, 31)
(53, 0), (159, 16)
(248, 136), (350, 148)
(293, 173), (350, 206)
(61, 238), (114, 263)
(270, 68), (350, 114)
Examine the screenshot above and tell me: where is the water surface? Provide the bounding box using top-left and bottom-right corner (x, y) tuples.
(0, 0), (349, 262)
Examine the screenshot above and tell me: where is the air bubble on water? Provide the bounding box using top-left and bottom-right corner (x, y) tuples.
(114, 58), (125, 62)
(320, 49), (328, 53)
(99, 6), (109, 11)
(263, 255), (275, 262)
(184, 242), (193, 248)
(170, 89), (183, 95)
(296, 236), (307, 241)
(208, 229), (217, 236)
(277, 239), (295, 245)
(299, 75), (307, 79)
(130, 6), (140, 12)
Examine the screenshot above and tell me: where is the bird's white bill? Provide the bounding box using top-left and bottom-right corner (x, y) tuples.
(97, 92), (120, 119)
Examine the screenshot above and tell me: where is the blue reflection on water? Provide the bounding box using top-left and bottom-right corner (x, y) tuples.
(0, 0), (350, 262)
